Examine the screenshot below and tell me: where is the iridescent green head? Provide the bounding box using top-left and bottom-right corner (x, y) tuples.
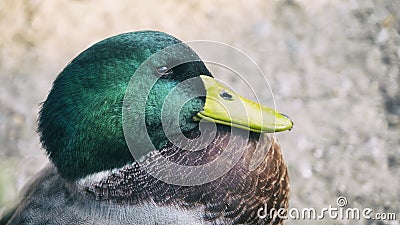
(38, 31), (292, 180)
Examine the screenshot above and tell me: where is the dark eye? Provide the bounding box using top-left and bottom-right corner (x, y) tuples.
(156, 66), (173, 77)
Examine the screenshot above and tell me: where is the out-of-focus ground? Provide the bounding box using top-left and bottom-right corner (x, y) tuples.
(0, 1), (399, 224)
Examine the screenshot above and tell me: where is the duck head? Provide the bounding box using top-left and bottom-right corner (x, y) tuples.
(38, 31), (293, 181)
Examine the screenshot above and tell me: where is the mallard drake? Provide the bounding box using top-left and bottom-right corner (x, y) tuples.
(1, 31), (293, 225)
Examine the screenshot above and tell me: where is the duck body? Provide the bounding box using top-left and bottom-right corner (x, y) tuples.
(6, 128), (288, 224)
(6, 165), (205, 224)
(1, 31), (292, 225)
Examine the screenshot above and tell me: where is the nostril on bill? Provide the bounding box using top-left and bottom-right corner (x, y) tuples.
(220, 90), (233, 100)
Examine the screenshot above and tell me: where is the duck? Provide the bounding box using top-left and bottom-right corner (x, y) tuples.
(0, 31), (293, 225)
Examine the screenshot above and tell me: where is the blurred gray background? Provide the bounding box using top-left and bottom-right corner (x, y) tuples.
(0, 0), (399, 224)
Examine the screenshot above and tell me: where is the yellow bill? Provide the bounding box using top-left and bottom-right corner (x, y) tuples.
(194, 75), (293, 133)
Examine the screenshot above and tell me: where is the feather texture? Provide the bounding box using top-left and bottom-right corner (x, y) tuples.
(6, 126), (289, 225)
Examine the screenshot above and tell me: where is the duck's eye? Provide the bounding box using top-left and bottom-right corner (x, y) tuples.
(156, 66), (168, 74)
(220, 90), (233, 100)
(156, 66), (173, 77)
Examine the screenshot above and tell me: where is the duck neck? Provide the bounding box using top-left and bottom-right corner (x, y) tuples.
(77, 126), (289, 224)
